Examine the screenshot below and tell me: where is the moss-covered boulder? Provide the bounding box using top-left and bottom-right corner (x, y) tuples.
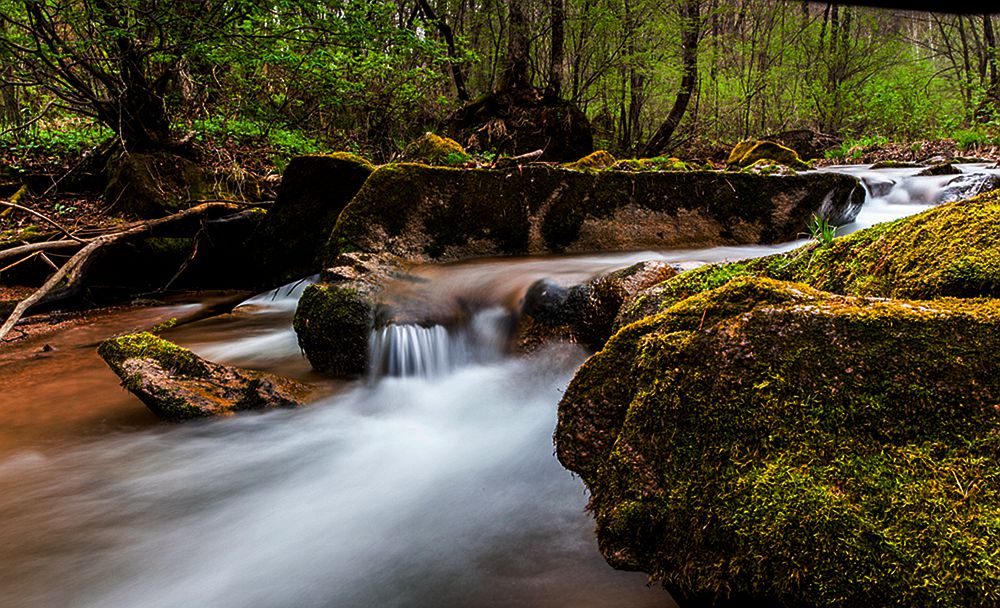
(727, 140), (810, 171)
(619, 190), (1000, 326)
(292, 252), (402, 376)
(99, 332), (310, 421)
(105, 152), (219, 218)
(564, 150), (617, 172)
(555, 276), (1000, 607)
(327, 163), (864, 262)
(255, 153), (374, 284)
(400, 133), (470, 166)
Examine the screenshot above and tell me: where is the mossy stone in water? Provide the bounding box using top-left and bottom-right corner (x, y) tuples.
(556, 276), (1000, 607)
(99, 332), (309, 421)
(293, 282), (376, 376)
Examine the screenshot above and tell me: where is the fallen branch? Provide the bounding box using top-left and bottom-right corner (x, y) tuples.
(0, 201), (244, 342)
(0, 199), (86, 243)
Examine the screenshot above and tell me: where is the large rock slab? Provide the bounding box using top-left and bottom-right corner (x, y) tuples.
(327, 164), (864, 263)
(99, 332), (309, 421)
(555, 276), (1000, 607)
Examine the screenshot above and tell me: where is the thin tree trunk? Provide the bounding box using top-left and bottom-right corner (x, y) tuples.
(416, 0), (469, 101)
(498, 0), (531, 91)
(546, 0), (565, 98)
(640, 0), (700, 157)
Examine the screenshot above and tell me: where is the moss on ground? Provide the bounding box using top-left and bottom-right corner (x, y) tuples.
(557, 276), (1000, 607)
(563, 150), (617, 171)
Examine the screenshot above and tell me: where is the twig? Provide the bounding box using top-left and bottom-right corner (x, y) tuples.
(0, 199), (87, 243)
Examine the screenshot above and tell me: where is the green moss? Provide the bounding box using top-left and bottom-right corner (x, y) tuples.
(401, 132), (470, 166)
(558, 277), (1000, 606)
(293, 282), (374, 375)
(629, 190), (1000, 322)
(98, 331), (209, 384)
(727, 139), (810, 170)
(563, 150), (617, 171)
(611, 156), (691, 172)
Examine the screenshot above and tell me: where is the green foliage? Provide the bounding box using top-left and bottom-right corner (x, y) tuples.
(808, 214), (838, 247)
(824, 134), (890, 160)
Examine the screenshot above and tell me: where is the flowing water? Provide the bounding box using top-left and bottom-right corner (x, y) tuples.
(0, 164), (987, 608)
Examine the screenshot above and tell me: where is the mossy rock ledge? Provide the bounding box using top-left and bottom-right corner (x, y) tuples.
(327, 163), (864, 263)
(619, 190), (1000, 327)
(555, 276), (1000, 607)
(99, 332), (310, 421)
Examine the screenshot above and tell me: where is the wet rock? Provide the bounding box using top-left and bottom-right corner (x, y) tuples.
(255, 153), (375, 284)
(937, 172), (1000, 203)
(726, 140), (809, 170)
(293, 252), (403, 376)
(516, 261), (678, 351)
(556, 276), (1000, 607)
(869, 159), (924, 169)
(860, 174), (895, 198)
(327, 163), (864, 262)
(99, 332), (309, 421)
(917, 162), (961, 176)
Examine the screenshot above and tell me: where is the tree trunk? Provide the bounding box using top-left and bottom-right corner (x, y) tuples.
(640, 0), (700, 157)
(498, 0), (531, 91)
(546, 0), (565, 99)
(416, 0), (469, 101)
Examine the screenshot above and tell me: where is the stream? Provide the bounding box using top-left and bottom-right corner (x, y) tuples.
(0, 164), (993, 608)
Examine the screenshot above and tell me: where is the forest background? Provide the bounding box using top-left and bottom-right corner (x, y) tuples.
(1, 0), (1000, 172)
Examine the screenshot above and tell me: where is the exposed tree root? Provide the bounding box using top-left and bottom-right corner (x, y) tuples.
(0, 201), (246, 342)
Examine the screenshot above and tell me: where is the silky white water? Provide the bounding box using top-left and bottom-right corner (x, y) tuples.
(0, 163), (982, 608)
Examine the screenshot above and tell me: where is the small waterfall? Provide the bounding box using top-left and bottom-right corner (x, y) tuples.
(368, 307), (514, 380)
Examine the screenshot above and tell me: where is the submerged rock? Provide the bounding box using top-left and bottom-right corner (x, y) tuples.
(620, 189), (1000, 326)
(99, 332), (309, 421)
(556, 276), (1000, 607)
(327, 163), (863, 262)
